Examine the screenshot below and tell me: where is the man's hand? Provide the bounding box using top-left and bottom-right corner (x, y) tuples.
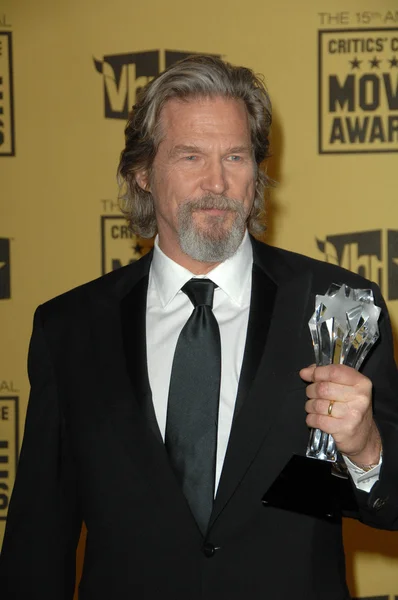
(300, 364), (381, 466)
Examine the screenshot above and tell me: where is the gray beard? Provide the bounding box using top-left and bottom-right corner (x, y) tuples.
(177, 195), (247, 263)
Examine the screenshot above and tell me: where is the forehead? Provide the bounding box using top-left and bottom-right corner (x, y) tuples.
(158, 96), (251, 142)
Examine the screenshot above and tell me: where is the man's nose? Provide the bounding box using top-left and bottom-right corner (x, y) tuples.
(201, 159), (228, 195)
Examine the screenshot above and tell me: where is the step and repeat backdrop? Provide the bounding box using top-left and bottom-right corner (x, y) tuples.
(1, 0), (398, 597)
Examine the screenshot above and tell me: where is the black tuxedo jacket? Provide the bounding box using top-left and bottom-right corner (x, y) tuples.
(1, 238), (398, 600)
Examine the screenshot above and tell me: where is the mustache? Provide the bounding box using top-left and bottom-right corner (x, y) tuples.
(182, 196), (243, 212)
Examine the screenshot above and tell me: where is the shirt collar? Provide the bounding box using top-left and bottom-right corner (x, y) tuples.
(151, 230), (253, 308)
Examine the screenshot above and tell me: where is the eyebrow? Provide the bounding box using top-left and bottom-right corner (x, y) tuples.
(168, 144), (202, 157)
(168, 144), (252, 157)
(225, 145), (252, 154)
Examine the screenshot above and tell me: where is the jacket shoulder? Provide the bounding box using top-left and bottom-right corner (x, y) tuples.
(256, 241), (377, 291)
(37, 253), (151, 325)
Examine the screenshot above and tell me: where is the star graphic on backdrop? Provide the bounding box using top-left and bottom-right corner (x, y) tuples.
(133, 242), (143, 254)
(349, 57), (362, 69)
(369, 56), (381, 68)
(389, 56), (398, 68)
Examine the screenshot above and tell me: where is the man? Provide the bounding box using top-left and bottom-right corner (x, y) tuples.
(1, 55), (398, 599)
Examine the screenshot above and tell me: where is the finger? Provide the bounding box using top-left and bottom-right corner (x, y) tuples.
(305, 412), (343, 434)
(305, 398), (346, 419)
(305, 381), (359, 403)
(311, 364), (371, 389)
(299, 364), (316, 382)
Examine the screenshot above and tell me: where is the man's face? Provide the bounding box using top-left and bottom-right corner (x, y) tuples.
(139, 95), (256, 265)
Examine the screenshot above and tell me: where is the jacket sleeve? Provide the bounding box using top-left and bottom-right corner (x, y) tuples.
(0, 307), (82, 599)
(351, 283), (398, 530)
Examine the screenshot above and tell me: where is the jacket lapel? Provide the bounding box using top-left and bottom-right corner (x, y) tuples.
(233, 263), (277, 419)
(121, 274), (163, 443)
(211, 239), (314, 526)
(88, 252), (203, 537)
(89, 250), (153, 417)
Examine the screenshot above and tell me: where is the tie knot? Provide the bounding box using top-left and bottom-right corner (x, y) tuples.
(182, 278), (217, 308)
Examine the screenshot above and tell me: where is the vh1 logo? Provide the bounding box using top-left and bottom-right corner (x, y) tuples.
(94, 50), (217, 120)
(316, 230), (398, 301)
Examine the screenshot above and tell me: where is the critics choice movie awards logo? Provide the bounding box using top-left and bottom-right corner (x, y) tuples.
(317, 230), (398, 301)
(0, 394), (19, 520)
(94, 50), (218, 120)
(100, 213), (153, 275)
(0, 31), (15, 156)
(318, 28), (398, 153)
(0, 238), (11, 299)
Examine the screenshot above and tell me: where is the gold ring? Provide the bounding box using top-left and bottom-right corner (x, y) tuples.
(327, 400), (335, 416)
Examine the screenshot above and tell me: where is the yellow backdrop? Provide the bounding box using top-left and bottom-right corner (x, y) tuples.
(1, 0), (398, 598)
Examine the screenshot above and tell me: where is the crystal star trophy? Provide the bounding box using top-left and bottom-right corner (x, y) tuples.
(263, 283), (381, 520)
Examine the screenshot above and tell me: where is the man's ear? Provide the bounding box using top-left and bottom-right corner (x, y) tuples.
(135, 169), (150, 192)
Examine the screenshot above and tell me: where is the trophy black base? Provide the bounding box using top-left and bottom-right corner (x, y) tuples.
(262, 455), (357, 521)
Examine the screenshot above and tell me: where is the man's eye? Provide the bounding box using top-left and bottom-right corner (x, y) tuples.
(184, 155), (197, 161)
(228, 155), (242, 161)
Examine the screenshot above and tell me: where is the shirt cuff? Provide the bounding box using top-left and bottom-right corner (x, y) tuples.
(342, 454), (382, 493)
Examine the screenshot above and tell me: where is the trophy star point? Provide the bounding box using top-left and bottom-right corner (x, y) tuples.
(310, 283), (381, 361)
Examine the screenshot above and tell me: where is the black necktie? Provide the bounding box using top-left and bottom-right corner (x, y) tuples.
(165, 278), (221, 534)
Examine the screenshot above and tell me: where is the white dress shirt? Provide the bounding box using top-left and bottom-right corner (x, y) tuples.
(145, 232), (380, 494)
(147, 231), (252, 491)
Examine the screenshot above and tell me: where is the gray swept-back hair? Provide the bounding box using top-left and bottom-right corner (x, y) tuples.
(117, 55), (272, 238)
